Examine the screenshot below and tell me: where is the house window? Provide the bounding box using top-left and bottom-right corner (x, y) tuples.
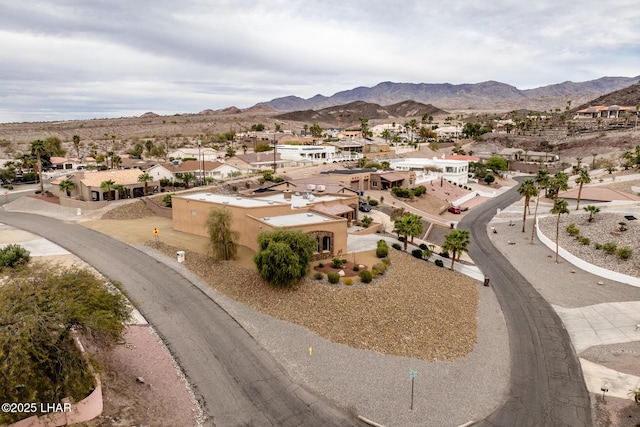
(322, 236), (331, 252)
(91, 191), (99, 201)
(446, 167), (454, 173)
(372, 181), (378, 187)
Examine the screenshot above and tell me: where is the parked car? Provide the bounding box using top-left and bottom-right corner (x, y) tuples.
(448, 206), (461, 214)
(359, 201), (372, 212)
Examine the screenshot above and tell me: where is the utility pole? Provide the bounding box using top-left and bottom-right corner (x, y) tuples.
(272, 134), (277, 173)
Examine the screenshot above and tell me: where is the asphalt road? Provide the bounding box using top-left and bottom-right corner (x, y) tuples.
(0, 211), (362, 427)
(458, 181), (592, 427)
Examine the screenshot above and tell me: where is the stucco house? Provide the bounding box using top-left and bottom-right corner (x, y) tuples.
(172, 187), (360, 260)
(168, 147), (219, 161)
(52, 169), (159, 204)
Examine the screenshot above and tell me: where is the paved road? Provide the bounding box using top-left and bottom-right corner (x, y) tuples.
(0, 211), (362, 427)
(459, 181), (592, 427)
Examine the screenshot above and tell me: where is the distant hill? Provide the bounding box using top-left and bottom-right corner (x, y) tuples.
(573, 82), (640, 111)
(275, 100), (447, 125)
(258, 77), (640, 112)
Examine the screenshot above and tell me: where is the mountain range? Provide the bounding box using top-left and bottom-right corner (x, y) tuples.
(257, 76), (640, 113)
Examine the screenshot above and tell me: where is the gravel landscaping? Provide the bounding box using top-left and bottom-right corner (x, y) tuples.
(538, 211), (640, 277)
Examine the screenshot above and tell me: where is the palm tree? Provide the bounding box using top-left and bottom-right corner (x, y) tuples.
(518, 178), (538, 232)
(113, 184), (127, 200)
(112, 155), (122, 169)
(591, 152), (598, 169)
(138, 172), (153, 196)
(531, 169), (550, 243)
(584, 205), (600, 223)
(381, 129), (391, 144)
(100, 179), (115, 201)
(31, 139), (47, 194)
(549, 172), (569, 200)
(551, 198), (569, 263)
(442, 229), (471, 271)
(58, 179), (75, 197)
(393, 214), (422, 250)
(72, 135), (81, 158)
(181, 172), (196, 189)
(575, 168), (591, 210)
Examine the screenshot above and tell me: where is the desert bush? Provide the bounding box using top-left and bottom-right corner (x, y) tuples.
(419, 243), (428, 250)
(372, 263), (386, 275)
(602, 242), (618, 255)
(412, 186), (426, 197)
(0, 244), (31, 270)
(352, 265), (360, 271)
(411, 249), (423, 259)
(392, 243), (402, 250)
(343, 277), (353, 286)
(327, 272), (341, 284)
(594, 242), (602, 250)
(439, 251), (450, 259)
(368, 199), (378, 206)
(381, 257), (391, 266)
(435, 259), (444, 267)
(376, 245), (389, 258)
(359, 269), (373, 283)
(566, 223), (580, 237)
(332, 257), (344, 268)
(313, 272), (323, 280)
(362, 215), (374, 228)
(616, 247), (633, 260)
(579, 237), (590, 245)
(391, 187), (412, 198)
(317, 262), (324, 268)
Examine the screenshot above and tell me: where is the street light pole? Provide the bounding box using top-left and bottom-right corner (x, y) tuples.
(198, 140), (202, 186)
(272, 134), (277, 173)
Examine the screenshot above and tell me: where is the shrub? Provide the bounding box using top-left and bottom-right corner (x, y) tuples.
(368, 199), (378, 206)
(376, 245), (389, 258)
(0, 244), (31, 270)
(579, 237), (590, 245)
(419, 243), (428, 250)
(377, 239), (388, 248)
(412, 186), (426, 197)
(162, 193), (174, 207)
(566, 223), (580, 237)
(391, 187), (412, 198)
(353, 265), (360, 272)
(327, 272), (341, 284)
(372, 263), (386, 275)
(616, 247), (633, 260)
(411, 249), (423, 259)
(439, 251), (450, 259)
(594, 243), (602, 250)
(618, 221), (628, 232)
(362, 215), (374, 228)
(381, 257), (391, 266)
(313, 272), (323, 280)
(359, 269), (373, 283)
(392, 243), (402, 250)
(435, 259), (444, 267)
(602, 242), (618, 255)
(343, 277), (353, 286)
(332, 257), (344, 268)
(318, 262), (324, 268)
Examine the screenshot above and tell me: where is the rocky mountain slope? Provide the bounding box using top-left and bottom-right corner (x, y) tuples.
(259, 76), (640, 112)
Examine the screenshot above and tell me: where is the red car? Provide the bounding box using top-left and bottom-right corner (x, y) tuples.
(448, 206), (461, 214)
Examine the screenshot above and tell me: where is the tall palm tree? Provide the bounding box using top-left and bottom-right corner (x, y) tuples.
(405, 213), (423, 244)
(392, 214), (422, 250)
(551, 198), (569, 263)
(442, 229), (471, 271)
(31, 139), (47, 194)
(72, 135), (81, 158)
(531, 169), (550, 243)
(584, 205), (600, 223)
(549, 172), (569, 200)
(381, 129), (391, 144)
(112, 184), (127, 200)
(100, 179), (115, 201)
(58, 179), (75, 197)
(575, 168), (591, 210)
(138, 172), (153, 196)
(518, 178), (538, 233)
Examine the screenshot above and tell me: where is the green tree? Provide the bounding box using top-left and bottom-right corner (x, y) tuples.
(138, 172), (153, 196)
(0, 263), (130, 424)
(359, 117), (371, 138)
(442, 229), (471, 271)
(381, 129), (391, 143)
(584, 205), (600, 223)
(548, 172), (569, 200)
(205, 208), (239, 260)
(100, 179), (115, 201)
(58, 179), (76, 197)
(225, 147), (236, 158)
(31, 140), (48, 194)
(574, 168), (591, 210)
(485, 156), (507, 173)
(310, 124), (323, 138)
(254, 229), (316, 287)
(518, 178), (538, 233)
(531, 169), (550, 243)
(43, 136), (66, 157)
(551, 198), (569, 263)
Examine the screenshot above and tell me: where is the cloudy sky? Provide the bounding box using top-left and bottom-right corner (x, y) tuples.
(1, 0), (639, 123)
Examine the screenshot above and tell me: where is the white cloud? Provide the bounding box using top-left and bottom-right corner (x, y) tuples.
(0, 0), (638, 122)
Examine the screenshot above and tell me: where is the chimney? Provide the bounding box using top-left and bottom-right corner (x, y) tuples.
(283, 189), (292, 200)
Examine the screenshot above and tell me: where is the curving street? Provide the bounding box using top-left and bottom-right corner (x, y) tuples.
(0, 211), (362, 427)
(459, 181), (592, 427)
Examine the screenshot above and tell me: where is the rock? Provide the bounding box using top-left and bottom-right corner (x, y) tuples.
(597, 280), (604, 285)
(338, 270), (345, 277)
(136, 376), (145, 384)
